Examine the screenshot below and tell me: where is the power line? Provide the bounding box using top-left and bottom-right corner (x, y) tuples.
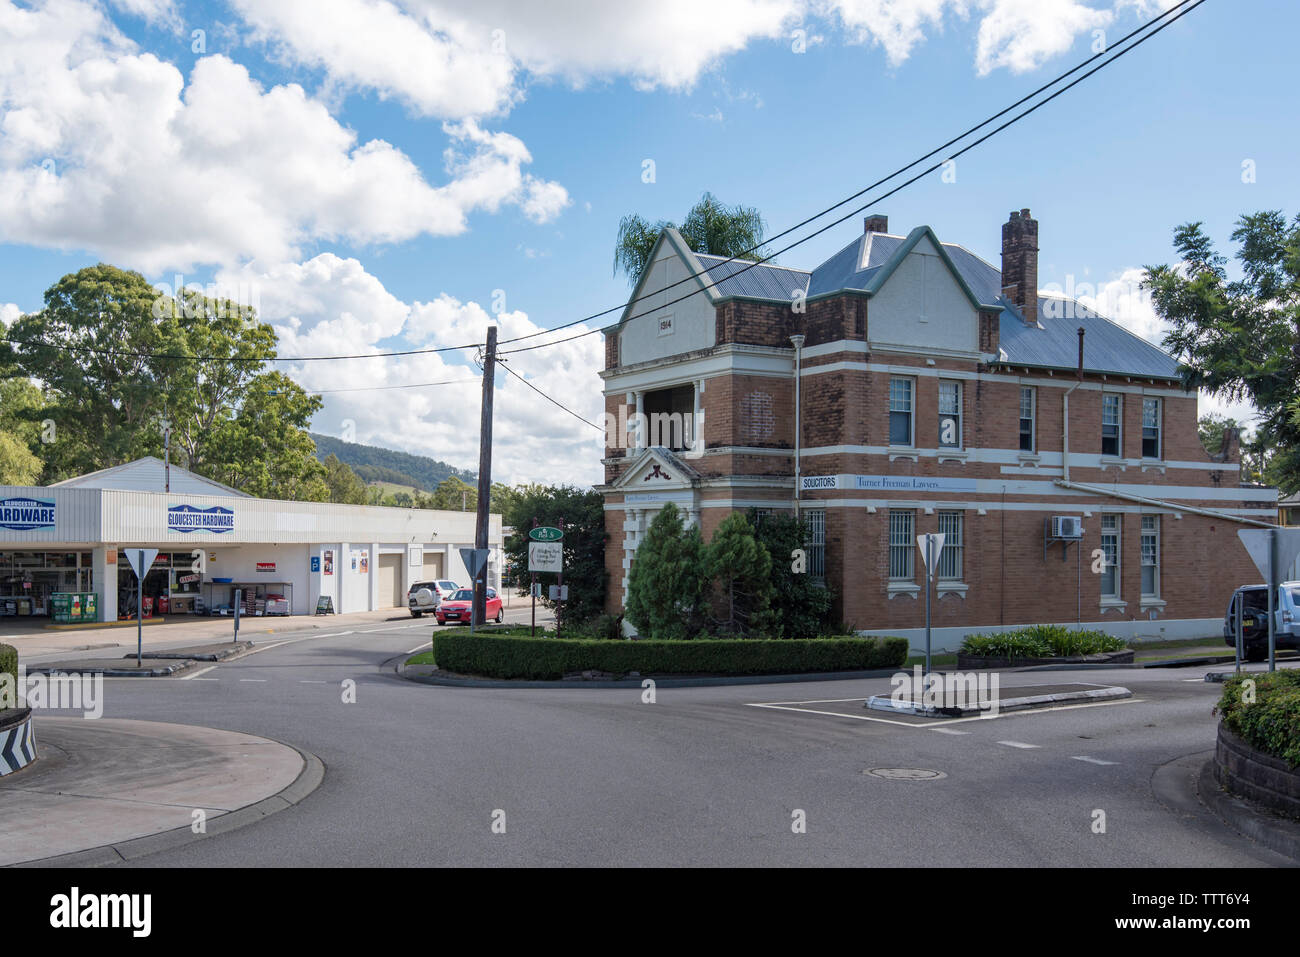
(499, 0), (1209, 357)
(289, 375), (477, 395)
(495, 0), (1203, 351)
(0, 0), (1206, 368)
(499, 360), (603, 431)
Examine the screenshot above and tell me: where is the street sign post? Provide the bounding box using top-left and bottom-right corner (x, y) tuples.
(529, 527), (563, 542)
(122, 548), (159, 666)
(1237, 528), (1300, 672)
(916, 533), (945, 681)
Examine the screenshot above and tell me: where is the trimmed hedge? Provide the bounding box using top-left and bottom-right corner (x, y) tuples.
(0, 643), (15, 712)
(961, 625), (1125, 659)
(431, 633), (909, 681)
(1216, 670), (1300, 768)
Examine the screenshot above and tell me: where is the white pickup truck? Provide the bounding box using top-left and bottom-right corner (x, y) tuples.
(1223, 581), (1300, 661)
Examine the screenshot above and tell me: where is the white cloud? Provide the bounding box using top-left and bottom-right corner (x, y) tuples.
(228, 255), (604, 486)
(0, 1), (568, 273)
(1065, 267), (1260, 429)
(1, 302), (23, 326)
(974, 0), (1112, 75)
(824, 0), (961, 65)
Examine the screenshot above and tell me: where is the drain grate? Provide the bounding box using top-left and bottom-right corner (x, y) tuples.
(865, 767), (947, 781)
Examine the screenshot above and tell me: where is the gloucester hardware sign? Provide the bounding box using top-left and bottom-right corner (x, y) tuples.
(167, 504), (235, 534)
(0, 497), (56, 531)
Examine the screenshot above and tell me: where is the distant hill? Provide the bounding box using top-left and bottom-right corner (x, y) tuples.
(310, 433), (475, 492)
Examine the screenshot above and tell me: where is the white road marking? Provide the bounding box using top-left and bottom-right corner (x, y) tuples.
(181, 665), (217, 680)
(189, 677), (220, 682)
(744, 703), (919, 727)
(299, 680), (327, 684)
(238, 678), (267, 683)
(928, 728), (971, 735)
(997, 740), (1040, 749)
(406, 641), (432, 654)
(1071, 755), (1118, 765)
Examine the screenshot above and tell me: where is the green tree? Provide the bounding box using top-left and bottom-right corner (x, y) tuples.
(614, 192), (771, 285)
(429, 475), (477, 511)
(500, 484), (607, 628)
(750, 510), (834, 638)
(624, 503), (707, 639)
(322, 454), (368, 504)
(705, 512), (776, 637)
(0, 432), (41, 485)
(7, 264), (166, 479)
(1146, 211), (1300, 492)
(201, 371), (327, 500)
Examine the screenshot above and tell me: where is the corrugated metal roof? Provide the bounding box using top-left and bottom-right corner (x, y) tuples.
(997, 295), (1183, 379)
(695, 253), (809, 301)
(683, 225), (1184, 380)
(50, 456), (252, 496)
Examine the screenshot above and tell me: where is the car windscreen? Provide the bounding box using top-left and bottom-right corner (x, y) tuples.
(451, 589), (474, 601)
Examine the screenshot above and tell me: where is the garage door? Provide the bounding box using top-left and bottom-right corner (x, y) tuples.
(377, 554), (403, 608)
(422, 553), (443, 581)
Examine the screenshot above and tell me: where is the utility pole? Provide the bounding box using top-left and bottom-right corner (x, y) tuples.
(472, 326), (498, 628)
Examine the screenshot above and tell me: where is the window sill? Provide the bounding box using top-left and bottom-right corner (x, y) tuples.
(936, 581), (968, 599)
(887, 582), (920, 599)
(1140, 597), (1166, 610)
(1099, 598), (1127, 614)
(1099, 456), (1127, 471)
(1139, 459), (1166, 474)
(937, 449), (968, 464)
(1016, 452), (1041, 466)
(888, 447), (919, 463)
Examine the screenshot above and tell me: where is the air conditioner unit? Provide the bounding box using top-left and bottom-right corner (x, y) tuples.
(1052, 516), (1083, 539)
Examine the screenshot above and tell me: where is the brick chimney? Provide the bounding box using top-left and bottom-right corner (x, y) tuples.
(863, 214), (888, 234)
(1001, 208), (1039, 325)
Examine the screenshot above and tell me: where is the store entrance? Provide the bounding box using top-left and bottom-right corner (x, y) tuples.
(0, 550), (93, 617)
(116, 551), (201, 619)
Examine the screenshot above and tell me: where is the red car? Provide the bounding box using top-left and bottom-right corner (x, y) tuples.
(435, 587), (503, 625)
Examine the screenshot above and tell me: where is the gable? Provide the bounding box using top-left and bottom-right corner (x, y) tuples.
(865, 233), (979, 355)
(616, 230), (717, 366)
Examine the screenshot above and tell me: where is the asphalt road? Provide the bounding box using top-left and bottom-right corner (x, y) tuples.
(33, 609), (1299, 867)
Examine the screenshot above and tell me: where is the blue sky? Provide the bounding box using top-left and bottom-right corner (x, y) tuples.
(0, 0), (1292, 484)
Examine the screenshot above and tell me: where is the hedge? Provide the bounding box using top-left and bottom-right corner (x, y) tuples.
(0, 643), (15, 712)
(430, 633), (909, 681)
(1216, 670), (1300, 768)
(961, 625), (1125, 659)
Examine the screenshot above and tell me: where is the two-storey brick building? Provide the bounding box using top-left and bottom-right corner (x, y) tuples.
(597, 210), (1277, 648)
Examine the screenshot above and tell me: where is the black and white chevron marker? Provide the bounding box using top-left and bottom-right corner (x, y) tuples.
(0, 710), (36, 775)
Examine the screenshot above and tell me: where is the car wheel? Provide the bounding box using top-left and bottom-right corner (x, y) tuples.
(1245, 645), (1268, 663)
(410, 610), (421, 618)
(495, 608), (503, 623)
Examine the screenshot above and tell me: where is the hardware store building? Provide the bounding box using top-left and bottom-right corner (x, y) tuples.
(0, 457), (502, 621)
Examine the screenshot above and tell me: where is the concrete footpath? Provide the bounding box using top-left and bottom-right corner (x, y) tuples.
(0, 607), (421, 663)
(0, 717), (321, 866)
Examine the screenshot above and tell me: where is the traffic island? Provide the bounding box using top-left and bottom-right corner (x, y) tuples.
(866, 681), (1131, 717)
(0, 717), (322, 866)
(133, 641), (253, 662)
(25, 658), (202, 678)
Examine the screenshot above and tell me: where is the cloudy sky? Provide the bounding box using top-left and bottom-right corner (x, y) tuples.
(1, 0), (1293, 485)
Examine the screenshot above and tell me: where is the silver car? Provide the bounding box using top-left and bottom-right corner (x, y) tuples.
(408, 579), (461, 617)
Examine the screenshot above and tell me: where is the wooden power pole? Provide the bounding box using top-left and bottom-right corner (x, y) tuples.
(473, 325), (497, 627)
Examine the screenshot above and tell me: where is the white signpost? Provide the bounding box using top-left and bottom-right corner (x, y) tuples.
(1237, 528), (1300, 672)
(528, 541), (563, 574)
(122, 548), (159, 666)
(916, 533), (945, 679)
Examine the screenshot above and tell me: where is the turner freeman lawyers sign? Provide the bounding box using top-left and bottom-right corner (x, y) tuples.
(799, 475), (978, 494)
(0, 497), (56, 531)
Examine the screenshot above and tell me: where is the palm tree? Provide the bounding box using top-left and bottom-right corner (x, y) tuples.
(613, 192), (771, 285)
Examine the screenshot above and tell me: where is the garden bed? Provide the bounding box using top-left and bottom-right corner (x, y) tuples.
(428, 632), (909, 681)
(957, 649), (1134, 670)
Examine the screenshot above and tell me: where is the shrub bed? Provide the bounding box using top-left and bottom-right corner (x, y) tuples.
(960, 625), (1126, 660)
(430, 633), (909, 681)
(0, 643), (15, 712)
(1216, 670), (1300, 768)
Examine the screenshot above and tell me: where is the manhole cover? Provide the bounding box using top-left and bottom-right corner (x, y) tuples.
(864, 767), (947, 781)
